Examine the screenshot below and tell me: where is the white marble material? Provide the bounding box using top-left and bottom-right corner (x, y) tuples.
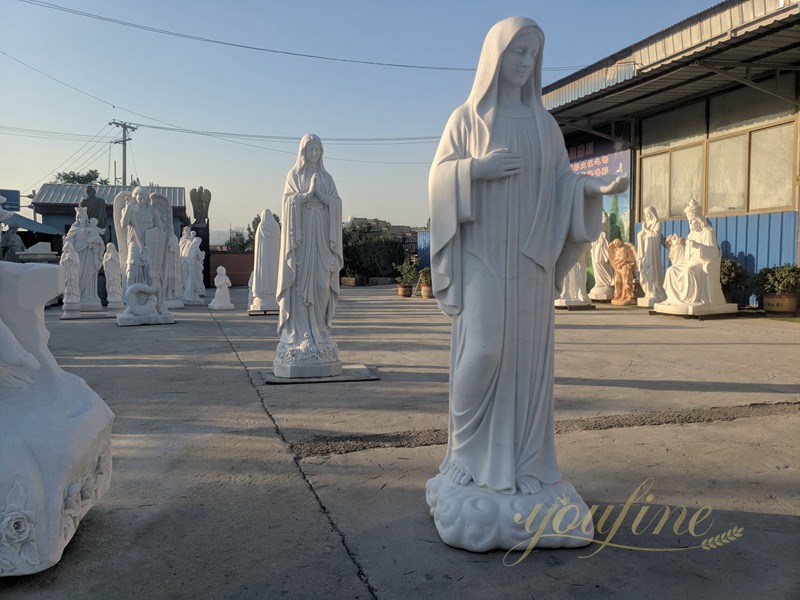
(636, 206), (667, 308)
(0, 261), (114, 576)
(426, 17), (629, 552)
(163, 232), (184, 309)
(65, 208), (105, 312)
(654, 201), (737, 316)
(208, 266), (234, 310)
(60, 241), (81, 320)
(249, 209), (281, 313)
(555, 255), (591, 307)
(113, 187), (175, 326)
(102, 242), (124, 313)
(274, 135), (344, 379)
(588, 210), (614, 301)
(181, 231), (205, 306)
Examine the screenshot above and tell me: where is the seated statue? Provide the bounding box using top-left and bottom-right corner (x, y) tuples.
(654, 200), (736, 315)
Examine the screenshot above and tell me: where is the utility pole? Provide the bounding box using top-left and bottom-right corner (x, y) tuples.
(109, 120), (137, 186)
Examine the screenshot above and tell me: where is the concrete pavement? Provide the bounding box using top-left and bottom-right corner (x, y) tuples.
(1, 286), (798, 599)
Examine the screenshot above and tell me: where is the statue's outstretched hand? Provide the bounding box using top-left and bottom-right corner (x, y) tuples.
(471, 148), (521, 181)
(586, 174), (630, 196)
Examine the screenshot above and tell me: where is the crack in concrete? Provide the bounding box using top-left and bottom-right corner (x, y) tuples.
(290, 401), (800, 458)
(211, 314), (379, 600)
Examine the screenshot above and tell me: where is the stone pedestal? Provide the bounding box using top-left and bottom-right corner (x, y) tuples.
(60, 301), (81, 320)
(272, 360), (343, 379)
(116, 312), (176, 327)
(426, 475), (593, 552)
(249, 296), (279, 314)
(589, 286), (614, 301)
(653, 301), (738, 316)
(164, 298), (184, 310)
(0, 262), (114, 576)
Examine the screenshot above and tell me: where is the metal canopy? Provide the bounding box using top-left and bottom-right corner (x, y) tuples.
(543, 1), (800, 143)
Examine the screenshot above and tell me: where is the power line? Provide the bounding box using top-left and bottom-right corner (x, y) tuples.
(15, 0), (586, 73)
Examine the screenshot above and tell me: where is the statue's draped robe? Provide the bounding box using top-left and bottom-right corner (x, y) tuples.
(252, 210), (281, 301)
(637, 220), (665, 299)
(65, 224), (103, 305)
(277, 164), (343, 347)
(430, 104), (603, 493)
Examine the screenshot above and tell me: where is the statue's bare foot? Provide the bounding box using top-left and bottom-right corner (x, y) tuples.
(445, 461), (473, 486)
(516, 475), (542, 495)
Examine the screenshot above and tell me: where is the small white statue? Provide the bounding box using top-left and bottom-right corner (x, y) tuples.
(249, 209), (281, 313)
(588, 210), (614, 301)
(102, 242), (124, 311)
(555, 255), (591, 307)
(636, 206), (667, 307)
(64, 207), (105, 311)
(426, 17), (629, 553)
(274, 134), (344, 378)
(654, 200), (736, 315)
(113, 186), (175, 326)
(60, 241), (81, 320)
(208, 266), (234, 310)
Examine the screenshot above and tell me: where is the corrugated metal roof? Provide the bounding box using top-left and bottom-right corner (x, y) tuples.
(33, 184), (185, 208)
(543, 0), (800, 138)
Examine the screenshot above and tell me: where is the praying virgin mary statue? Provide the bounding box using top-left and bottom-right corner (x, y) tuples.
(426, 17), (629, 552)
(273, 134), (344, 378)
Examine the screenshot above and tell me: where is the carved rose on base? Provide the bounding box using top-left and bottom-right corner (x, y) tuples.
(0, 481), (40, 569)
(274, 332), (339, 366)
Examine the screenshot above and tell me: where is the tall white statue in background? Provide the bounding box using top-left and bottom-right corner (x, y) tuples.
(654, 200), (736, 316)
(249, 208), (281, 313)
(636, 206), (666, 307)
(274, 134), (344, 378)
(113, 186), (175, 326)
(64, 206), (105, 312)
(181, 232), (205, 305)
(164, 231), (184, 309)
(588, 210), (614, 301)
(426, 17), (629, 553)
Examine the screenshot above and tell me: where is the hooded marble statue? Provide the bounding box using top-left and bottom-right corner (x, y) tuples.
(426, 16), (629, 553)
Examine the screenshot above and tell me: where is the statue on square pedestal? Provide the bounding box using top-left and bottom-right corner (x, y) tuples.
(59, 241), (81, 320)
(164, 231), (184, 309)
(654, 200), (736, 316)
(636, 206), (666, 307)
(426, 17), (629, 553)
(588, 210), (614, 301)
(274, 134), (344, 379)
(181, 232), (205, 305)
(608, 239), (637, 306)
(208, 266), (234, 310)
(113, 186), (175, 326)
(249, 209), (281, 313)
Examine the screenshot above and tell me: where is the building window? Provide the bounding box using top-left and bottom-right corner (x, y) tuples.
(749, 122), (795, 212)
(707, 134), (746, 215)
(640, 153), (669, 220)
(669, 145), (704, 217)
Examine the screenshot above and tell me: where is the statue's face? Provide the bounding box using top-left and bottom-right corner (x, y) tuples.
(499, 29), (539, 90)
(304, 141), (322, 164)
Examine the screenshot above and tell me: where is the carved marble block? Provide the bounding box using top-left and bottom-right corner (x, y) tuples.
(588, 211), (614, 301)
(555, 255), (592, 307)
(0, 261), (114, 576)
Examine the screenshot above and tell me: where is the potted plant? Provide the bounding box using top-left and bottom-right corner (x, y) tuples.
(394, 256), (418, 297)
(418, 266), (434, 299)
(720, 258), (747, 304)
(751, 263), (800, 315)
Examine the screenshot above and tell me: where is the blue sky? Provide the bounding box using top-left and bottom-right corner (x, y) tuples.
(1, 0), (722, 231)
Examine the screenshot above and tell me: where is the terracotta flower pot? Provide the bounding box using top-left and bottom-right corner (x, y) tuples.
(420, 283), (434, 299)
(397, 284), (413, 297)
(763, 292), (798, 316)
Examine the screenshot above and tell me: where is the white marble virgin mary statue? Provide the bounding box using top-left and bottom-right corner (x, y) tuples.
(426, 16), (629, 552)
(274, 134), (344, 378)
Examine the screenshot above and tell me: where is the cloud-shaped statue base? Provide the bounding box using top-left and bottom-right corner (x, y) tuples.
(426, 474), (594, 553)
